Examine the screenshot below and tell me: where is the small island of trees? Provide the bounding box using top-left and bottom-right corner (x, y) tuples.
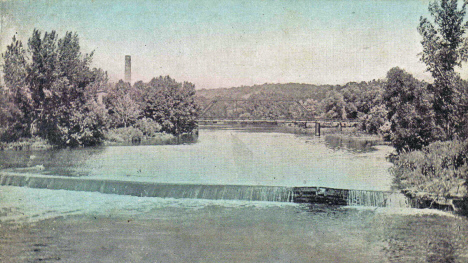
(0, 29), (198, 148)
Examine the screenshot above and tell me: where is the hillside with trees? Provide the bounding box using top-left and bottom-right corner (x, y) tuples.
(196, 80), (384, 121)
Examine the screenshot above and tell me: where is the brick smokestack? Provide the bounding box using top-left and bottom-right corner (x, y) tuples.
(125, 55), (131, 83)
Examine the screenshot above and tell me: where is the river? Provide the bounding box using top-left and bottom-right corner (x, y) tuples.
(0, 128), (393, 190)
(0, 127), (467, 262)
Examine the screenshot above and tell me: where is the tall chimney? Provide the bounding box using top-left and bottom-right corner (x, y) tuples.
(125, 55), (131, 83)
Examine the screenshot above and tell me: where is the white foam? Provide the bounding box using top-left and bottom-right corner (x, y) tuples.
(0, 186), (296, 225)
(343, 205), (457, 217)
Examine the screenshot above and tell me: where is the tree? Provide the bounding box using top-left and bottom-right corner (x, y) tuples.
(1, 36), (32, 139)
(384, 67), (439, 153)
(66, 68), (108, 146)
(0, 85), (10, 129)
(2, 29), (107, 146)
(359, 104), (389, 136)
(105, 80), (141, 128)
(143, 76), (198, 135)
(418, 0), (468, 139)
(322, 90), (346, 119)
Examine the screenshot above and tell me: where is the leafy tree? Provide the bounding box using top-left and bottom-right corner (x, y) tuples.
(1, 36), (32, 139)
(143, 76), (198, 135)
(384, 67), (439, 153)
(2, 29), (107, 146)
(452, 78), (468, 138)
(359, 104), (390, 136)
(418, 0), (468, 139)
(341, 81), (384, 119)
(105, 80), (141, 128)
(322, 90), (346, 119)
(66, 68), (108, 146)
(302, 98), (321, 119)
(0, 85), (9, 128)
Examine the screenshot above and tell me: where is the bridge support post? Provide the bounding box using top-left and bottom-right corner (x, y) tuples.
(315, 122), (321, 136)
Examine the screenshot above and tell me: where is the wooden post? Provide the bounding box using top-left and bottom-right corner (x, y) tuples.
(315, 122), (321, 136)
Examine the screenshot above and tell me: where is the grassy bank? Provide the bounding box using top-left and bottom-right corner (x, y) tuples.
(0, 127), (198, 152)
(0, 137), (54, 151)
(391, 140), (468, 214)
(103, 127), (198, 146)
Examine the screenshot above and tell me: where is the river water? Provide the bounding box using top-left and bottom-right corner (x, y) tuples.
(1, 128), (393, 190)
(1, 128), (468, 262)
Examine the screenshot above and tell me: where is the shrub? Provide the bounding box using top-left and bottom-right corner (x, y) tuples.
(104, 127), (144, 143)
(391, 140), (468, 199)
(134, 117), (161, 137)
(359, 104), (390, 138)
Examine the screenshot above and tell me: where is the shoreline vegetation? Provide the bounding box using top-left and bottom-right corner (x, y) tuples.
(1, 1), (468, 215)
(0, 129), (199, 150)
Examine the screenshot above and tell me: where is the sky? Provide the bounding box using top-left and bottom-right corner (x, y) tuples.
(0, 0), (453, 89)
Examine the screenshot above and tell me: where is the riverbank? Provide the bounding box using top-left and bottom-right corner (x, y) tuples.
(390, 139), (468, 216)
(0, 130), (198, 152)
(103, 131), (198, 146)
(266, 124), (388, 145)
(400, 190), (468, 216)
(0, 137), (53, 152)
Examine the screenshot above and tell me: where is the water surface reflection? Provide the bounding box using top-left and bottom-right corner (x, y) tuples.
(0, 128), (394, 191)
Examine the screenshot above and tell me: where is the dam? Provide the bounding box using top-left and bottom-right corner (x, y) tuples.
(0, 171), (410, 208)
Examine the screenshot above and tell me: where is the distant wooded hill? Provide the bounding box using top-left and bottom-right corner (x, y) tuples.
(196, 83), (338, 101)
(195, 81), (384, 120)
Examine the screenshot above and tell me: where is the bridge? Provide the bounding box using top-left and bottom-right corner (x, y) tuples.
(198, 98), (359, 135)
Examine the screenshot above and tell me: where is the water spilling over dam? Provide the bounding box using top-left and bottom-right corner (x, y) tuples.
(0, 172), (410, 208)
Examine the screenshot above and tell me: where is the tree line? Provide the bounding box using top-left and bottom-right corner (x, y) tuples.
(0, 29), (198, 147)
(195, 80), (384, 121)
(376, 0), (468, 204)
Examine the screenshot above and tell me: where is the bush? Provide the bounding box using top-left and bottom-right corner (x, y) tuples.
(104, 127), (144, 143)
(359, 104), (390, 138)
(134, 117), (161, 137)
(391, 140), (468, 199)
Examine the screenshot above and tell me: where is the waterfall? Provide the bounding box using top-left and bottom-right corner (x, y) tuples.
(0, 173), (295, 202)
(347, 190), (387, 207)
(384, 192), (412, 208)
(136, 184), (295, 202)
(0, 173), (412, 207)
(346, 190), (411, 208)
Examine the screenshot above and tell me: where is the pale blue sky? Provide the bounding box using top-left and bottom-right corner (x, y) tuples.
(0, 0), (450, 89)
